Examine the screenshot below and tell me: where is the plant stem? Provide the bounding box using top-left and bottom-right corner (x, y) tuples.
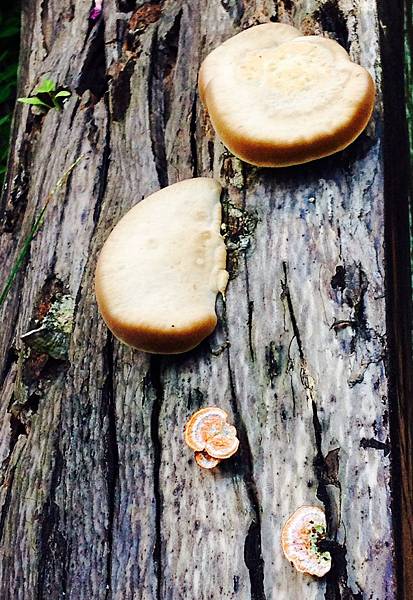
(0, 154), (85, 308)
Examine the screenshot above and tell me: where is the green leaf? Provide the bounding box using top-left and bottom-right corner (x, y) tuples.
(17, 97), (52, 108)
(51, 96), (62, 111)
(34, 79), (56, 94)
(54, 90), (71, 98)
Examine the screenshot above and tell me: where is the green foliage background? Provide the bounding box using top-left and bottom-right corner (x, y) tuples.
(0, 5), (21, 189)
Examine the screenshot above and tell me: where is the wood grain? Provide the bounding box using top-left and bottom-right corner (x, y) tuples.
(0, 1), (410, 598)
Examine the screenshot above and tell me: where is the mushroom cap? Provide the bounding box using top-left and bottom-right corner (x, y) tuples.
(95, 178), (228, 354)
(194, 451), (221, 469)
(184, 407), (239, 459)
(281, 505), (332, 577)
(204, 423), (239, 459)
(184, 407), (228, 452)
(199, 23), (375, 167)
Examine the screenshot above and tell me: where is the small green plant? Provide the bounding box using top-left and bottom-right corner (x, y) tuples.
(17, 79), (71, 113)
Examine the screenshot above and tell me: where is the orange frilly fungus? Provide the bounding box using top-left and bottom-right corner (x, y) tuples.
(184, 407), (239, 468)
(281, 505), (332, 577)
(194, 451), (221, 469)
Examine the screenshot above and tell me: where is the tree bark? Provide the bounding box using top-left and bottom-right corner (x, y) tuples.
(0, 1), (411, 599)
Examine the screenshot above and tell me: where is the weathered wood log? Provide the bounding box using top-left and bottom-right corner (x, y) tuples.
(0, 0), (412, 598)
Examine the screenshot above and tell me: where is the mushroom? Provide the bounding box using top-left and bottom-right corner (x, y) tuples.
(184, 407), (239, 467)
(199, 23), (375, 167)
(281, 505), (332, 577)
(194, 451), (221, 469)
(95, 178), (229, 354)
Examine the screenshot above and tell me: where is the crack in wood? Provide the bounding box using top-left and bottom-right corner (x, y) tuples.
(0, 413), (27, 493)
(1, 117), (36, 234)
(109, 59), (135, 122)
(360, 437), (390, 456)
(314, 1), (350, 52)
(207, 140), (214, 172)
(148, 355), (164, 600)
(224, 330), (266, 600)
(312, 403), (364, 600)
(103, 333), (119, 599)
(40, 0), (50, 55)
(0, 348), (18, 384)
(0, 466), (16, 546)
(77, 19), (108, 101)
(245, 259), (255, 362)
(148, 9), (182, 189)
(282, 261), (362, 599)
(282, 263), (317, 412)
(148, 27), (168, 189)
(265, 341), (281, 387)
(36, 443), (68, 599)
(377, 0), (413, 595)
(92, 97), (112, 227)
(281, 263), (304, 361)
(221, 0), (245, 26)
(7, 413), (28, 453)
(189, 94), (199, 177)
(117, 0), (136, 13)
(68, 98), (81, 130)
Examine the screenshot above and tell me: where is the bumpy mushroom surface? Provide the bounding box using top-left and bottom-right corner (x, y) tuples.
(184, 407), (239, 464)
(204, 423), (239, 459)
(95, 178), (228, 354)
(281, 505), (332, 577)
(199, 23), (375, 167)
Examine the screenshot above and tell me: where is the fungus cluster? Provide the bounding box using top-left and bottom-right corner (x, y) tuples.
(184, 407), (239, 469)
(93, 20), (375, 583)
(281, 505), (332, 577)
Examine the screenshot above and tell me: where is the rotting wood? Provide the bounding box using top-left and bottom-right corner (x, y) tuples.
(0, 1), (411, 599)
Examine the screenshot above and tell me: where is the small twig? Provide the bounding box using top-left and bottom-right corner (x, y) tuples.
(0, 154), (85, 308)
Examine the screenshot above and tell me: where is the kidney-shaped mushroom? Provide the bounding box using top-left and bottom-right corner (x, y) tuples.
(95, 178), (228, 354)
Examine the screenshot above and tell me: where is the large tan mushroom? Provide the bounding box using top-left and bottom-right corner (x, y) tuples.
(95, 178), (228, 354)
(281, 505), (332, 577)
(199, 23), (375, 167)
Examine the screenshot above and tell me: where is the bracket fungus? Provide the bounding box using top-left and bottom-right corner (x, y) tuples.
(199, 23), (375, 167)
(281, 505), (332, 577)
(184, 407), (239, 468)
(95, 178), (228, 354)
(194, 451), (221, 470)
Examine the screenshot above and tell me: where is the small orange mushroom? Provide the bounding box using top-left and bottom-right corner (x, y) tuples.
(204, 423), (239, 459)
(194, 451), (221, 469)
(281, 505), (332, 577)
(184, 406), (239, 468)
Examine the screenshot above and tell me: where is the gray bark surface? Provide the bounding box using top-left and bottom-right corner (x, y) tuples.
(0, 1), (409, 599)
